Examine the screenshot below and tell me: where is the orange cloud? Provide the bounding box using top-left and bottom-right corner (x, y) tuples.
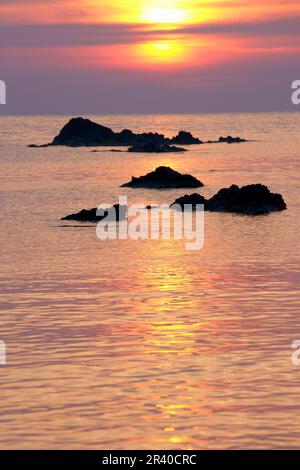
(0, 0), (300, 71)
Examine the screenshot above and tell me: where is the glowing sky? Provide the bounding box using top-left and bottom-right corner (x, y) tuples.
(0, 0), (299, 113)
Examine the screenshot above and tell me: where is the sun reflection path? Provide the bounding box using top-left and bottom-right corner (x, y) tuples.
(136, 40), (187, 64)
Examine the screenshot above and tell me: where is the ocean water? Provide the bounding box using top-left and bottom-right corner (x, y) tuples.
(0, 112), (300, 449)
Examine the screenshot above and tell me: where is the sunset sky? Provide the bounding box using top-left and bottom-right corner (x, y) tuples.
(1, 0), (300, 114)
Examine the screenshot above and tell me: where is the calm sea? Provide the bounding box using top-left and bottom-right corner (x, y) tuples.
(0, 112), (300, 449)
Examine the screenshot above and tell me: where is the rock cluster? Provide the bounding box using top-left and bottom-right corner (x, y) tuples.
(170, 184), (287, 215)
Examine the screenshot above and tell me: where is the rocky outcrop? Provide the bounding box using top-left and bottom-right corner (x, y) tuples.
(128, 143), (187, 153)
(206, 136), (247, 144)
(170, 193), (206, 210)
(29, 117), (203, 148)
(121, 166), (204, 189)
(218, 136), (247, 144)
(28, 117), (251, 148)
(61, 204), (127, 222)
(170, 184), (287, 215)
(169, 131), (203, 145)
(207, 184), (286, 214)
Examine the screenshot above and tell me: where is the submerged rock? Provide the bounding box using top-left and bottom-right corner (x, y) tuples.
(121, 166), (204, 189)
(128, 143), (187, 153)
(28, 143), (49, 148)
(91, 149), (125, 153)
(29, 117), (203, 148)
(170, 184), (287, 215)
(61, 204), (127, 222)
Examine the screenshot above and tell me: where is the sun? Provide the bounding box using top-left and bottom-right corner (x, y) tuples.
(143, 7), (188, 24)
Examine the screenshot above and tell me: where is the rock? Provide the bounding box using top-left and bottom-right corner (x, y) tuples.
(205, 136), (247, 144)
(170, 193), (207, 210)
(218, 136), (247, 144)
(29, 117), (249, 148)
(169, 184), (286, 215)
(91, 149), (125, 153)
(40, 117), (168, 147)
(119, 129), (134, 139)
(52, 118), (117, 147)
(169, 131), (203, 145)
(61, 204), (127, 222)
(51, 117), (169, 147)
(128, 143), (187, 153)
(28, 143), (49, 148)
(29, 117), (203, 148)
(121, 166), (204, 189)
(207, 184), (286, 214)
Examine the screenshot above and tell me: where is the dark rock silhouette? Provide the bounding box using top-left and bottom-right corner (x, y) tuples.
(170, 193), (206, 210)
(53, 118), (116, 147)
(169, 131), (203, 145)
(62, 204), (127, 222)
(91, 149), (125, 153)
(170, 184), (286, 215)
(121, 166), (204, 189)
(206, 136), (247, 144)
(29, 117), (203, 148)
(28, 143), (49, 148)
(28, 117), (250, 148)
(218, 136), (247, 144)
(207, 184), (286, 214)
(128, 143), (187, 153)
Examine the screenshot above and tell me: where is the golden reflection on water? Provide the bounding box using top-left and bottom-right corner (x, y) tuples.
(134, 39), (190, 65)
(1, 113), (300, 449)
(129, 246), (198, 354)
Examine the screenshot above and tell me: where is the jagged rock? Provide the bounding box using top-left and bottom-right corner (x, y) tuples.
(29, 117), (203, 148)
(170, 184), (287, 215)
(128, 143), (187, 153)
(121, 166), (204, 189)
(169, 131), (203, 145)
(61, 204), (127, 222)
